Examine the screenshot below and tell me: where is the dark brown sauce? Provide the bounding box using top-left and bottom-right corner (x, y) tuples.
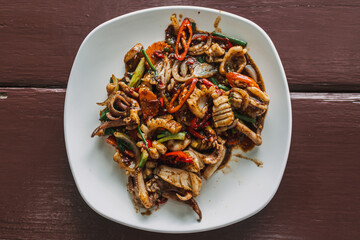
(141, 209), (152, 216)
(234, 153), (263, 167)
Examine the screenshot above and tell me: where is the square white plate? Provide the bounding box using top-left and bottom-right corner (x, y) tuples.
(64, 6), (292, 233)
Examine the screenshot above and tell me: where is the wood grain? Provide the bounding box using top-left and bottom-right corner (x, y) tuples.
(0, 1), (359, 91)
(0, 88), (359, 239)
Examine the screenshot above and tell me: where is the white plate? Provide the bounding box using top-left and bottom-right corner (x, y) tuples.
(64, 6), (291, 233)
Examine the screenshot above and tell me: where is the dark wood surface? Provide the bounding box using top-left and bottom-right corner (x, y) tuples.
(1, 1), (359, 239)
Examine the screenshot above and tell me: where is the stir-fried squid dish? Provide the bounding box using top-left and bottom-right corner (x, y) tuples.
(91, 15), (269, 221)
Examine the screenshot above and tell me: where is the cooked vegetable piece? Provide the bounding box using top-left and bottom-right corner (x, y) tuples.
(99, 108), (109, 121)
(141, 49), (157, 74)
(145, 41), (171, 65)
(139, 151), (149, 168)
(129, 57), (145, 88)
(157, 132), (186, 143)
(139, 88), (159, 119)
(234, 112), (256, 124)
(111, 74), (119, 91)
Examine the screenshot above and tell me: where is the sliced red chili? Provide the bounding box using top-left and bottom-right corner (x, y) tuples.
(142, 139), (152, 149)
(200, 78), (215, 88)
(164, 151), (188, 158)
(191, 34), (208, 41)
(186, 57), (195, 65)
(159, 97), (164, 107)
(190, 117), (199, 129)
(187, 126), (205, 139)
(164, 151), (193, 164)
(175, 18), (193, 61)
(190, 110), (212, 129)
(168, 78), (198, 113)
(226, 72), (260, 89)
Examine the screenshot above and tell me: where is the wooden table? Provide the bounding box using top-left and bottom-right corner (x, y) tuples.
(1, 1), (359, 239)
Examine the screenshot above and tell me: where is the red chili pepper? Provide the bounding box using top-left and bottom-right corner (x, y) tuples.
(187, 126), (205, 139)
(200, 79), (225, 95)
(176, 157), (193, 163)
(164, 151), (188, 158)
(226, 72), (260, 89)
(153, 50), (165, 58)
(143, 139), (152, 149)
(133, 87), (140, 92)
(164, 151), (193, 164)
(159, 97), (164, 107)
(191, 34), (208, 41)
(175, 18), (193, 61)
(190, 117), (199, 129)
(168, 78), (198, 113)
(190, 111), (212, 129)
(200, 78), (215, 88)
(186, 57), (195, 65)
(146, 139), (152, 148)
(201, 121), (211, 128)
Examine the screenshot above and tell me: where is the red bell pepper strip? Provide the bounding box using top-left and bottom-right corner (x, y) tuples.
(226, 72), (260, 89)
(168, 78), (198, 113)
(187, 126), (205, 139)
(175, 18), (193, 61)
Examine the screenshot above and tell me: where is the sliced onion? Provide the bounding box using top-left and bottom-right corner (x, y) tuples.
(244, 65), (258, 82)
(113, 132), (141, 167)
